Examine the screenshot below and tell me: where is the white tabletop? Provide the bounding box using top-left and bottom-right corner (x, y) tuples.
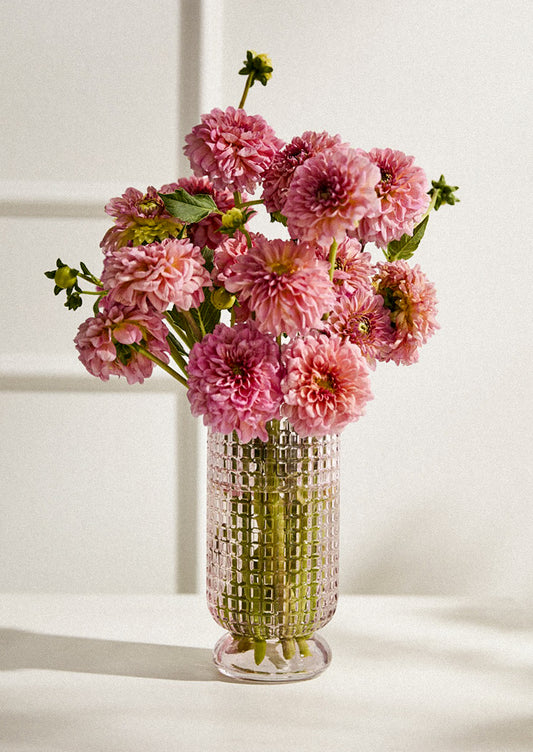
(0, 594), (531, 751)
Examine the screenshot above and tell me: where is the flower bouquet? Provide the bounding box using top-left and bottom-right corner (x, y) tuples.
(46, 51), (458, 681)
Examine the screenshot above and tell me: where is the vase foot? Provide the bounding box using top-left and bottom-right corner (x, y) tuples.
(213, 632), (332, 682)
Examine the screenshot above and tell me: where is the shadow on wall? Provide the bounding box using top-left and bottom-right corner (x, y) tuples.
(341, 498), (502, 596)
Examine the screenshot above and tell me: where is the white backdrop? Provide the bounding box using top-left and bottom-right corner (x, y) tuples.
(1, 0), (532, 597)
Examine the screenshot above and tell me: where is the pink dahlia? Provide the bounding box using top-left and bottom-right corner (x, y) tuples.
(74, 301), (170, 385)
(326, 288), (395, 368)
(225, 236), (335, 337)
(212, 233), (250, 287)
(160, 176), (237, 250)
(373, 260), (439, 365)
(262, 131), (346, 214)
(187, 322), (283, 442)
(100, 186), (182, 254)
(354, 148), (430, 248)
(283, 147), (381, 247)
(101, 237), (211, 313)
(281, 332), (372, 437)
(316, 236), (373, 298)
(183, 107), (283, 194)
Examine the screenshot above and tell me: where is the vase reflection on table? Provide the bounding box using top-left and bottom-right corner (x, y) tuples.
(206, 419), (339, 681)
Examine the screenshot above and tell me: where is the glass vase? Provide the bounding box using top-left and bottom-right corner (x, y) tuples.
(206, 418), (340, 682)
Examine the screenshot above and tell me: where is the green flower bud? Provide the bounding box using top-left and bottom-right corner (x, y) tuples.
(54, 266), (78, 289)
(221, 207), (245, 231)
(239, 50), (274, 87)
(429, 175), (460, 211)
(211, 287), (236, 310)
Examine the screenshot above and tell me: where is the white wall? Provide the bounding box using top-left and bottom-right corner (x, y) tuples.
(1, 0), (531, 596)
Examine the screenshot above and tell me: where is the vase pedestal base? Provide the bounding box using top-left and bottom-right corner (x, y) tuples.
(213, 632), (332, 682)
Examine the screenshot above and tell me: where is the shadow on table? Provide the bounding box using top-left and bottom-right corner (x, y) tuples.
(0, 628), (227, 682)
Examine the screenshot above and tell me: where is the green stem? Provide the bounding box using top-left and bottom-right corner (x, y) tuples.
(242, 227), (253, 249)
(266, 420), (291, 633)
(78, 272), (104, 288)
(134, 344), (188, 388)
(238, 72), (254, 109)
(328, 238), (338, 282)
(415, 191), (438, 228)
(239, 198), (264, 208)
(78, 290), (104, 296)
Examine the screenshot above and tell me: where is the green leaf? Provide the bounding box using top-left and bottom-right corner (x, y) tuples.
(385, 215), (429, 262)
(270, 211), (288, 227)
(193, 296), (221, 335)
(201, 246), (215, 274)
(166, 332), (189, 372)
(169, 297), (221, 342)
(159, 189), (219, 224)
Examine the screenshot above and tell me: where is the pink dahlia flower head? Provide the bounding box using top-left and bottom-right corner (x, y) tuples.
(353, 148), (430, 248)
(187, 321), (283, 443)
(225, 236), (335, 337)
(211, 233), (250, 287)
(102, 237), (211, 314)
(183, 106), (283, 194)
(160, 176), (238, 250)
(104, 185), (167, 224)
(326, 287), (395, 369)
(281, 332), (373, 437)
(100, 186), (181, 254)
(374, 260), (439, 365)
(74, 302), (170, 385)
(262, 130), (347, 214)
(316, 236), (373, 299)
(283, 146), (381, 247)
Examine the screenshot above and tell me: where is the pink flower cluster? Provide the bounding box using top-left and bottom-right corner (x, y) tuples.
(71, 97), (441, 441)
(74, 302), (170, 385)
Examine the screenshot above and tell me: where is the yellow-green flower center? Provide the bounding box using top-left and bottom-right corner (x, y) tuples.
(357, 316), (371, 335)
(314, 373), (337, 393)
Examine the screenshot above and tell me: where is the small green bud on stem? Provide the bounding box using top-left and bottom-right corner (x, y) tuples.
(54, 266), (78, 289)
(211, 287), (236, 310)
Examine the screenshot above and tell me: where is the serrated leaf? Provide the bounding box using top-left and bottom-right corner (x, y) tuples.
(159, 189), (219, 224)
(385, 215), (429, 262)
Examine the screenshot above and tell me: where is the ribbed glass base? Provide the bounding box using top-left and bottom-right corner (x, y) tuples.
(213, 632), (332, 682)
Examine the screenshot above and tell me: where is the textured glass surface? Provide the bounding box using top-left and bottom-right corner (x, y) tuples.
(206, 419), (340, 648)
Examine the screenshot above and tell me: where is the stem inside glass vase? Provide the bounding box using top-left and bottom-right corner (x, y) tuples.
(206, 418), (339, 681)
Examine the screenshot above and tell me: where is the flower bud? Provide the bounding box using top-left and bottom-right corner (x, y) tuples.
(238, 50), (273, 87)
(211, 287), (236, 310)
(54, 266), (78, 289)
(221, 207), (245, 231)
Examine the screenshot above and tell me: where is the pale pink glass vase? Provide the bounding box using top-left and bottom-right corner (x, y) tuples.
(206, 418), (340, 682)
